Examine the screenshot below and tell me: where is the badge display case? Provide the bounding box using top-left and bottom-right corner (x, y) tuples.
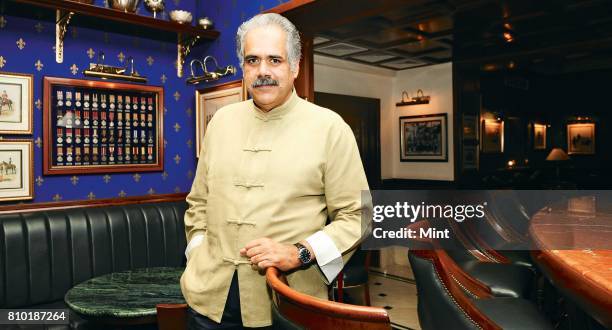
(43, 77), (164, 175)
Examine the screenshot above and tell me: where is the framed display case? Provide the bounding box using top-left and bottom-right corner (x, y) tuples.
(43, 77), (164, 175)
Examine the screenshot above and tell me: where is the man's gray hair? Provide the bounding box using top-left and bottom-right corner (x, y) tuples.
(236, 13), (301, 73)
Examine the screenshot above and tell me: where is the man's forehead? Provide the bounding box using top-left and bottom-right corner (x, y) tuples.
(244, 25), (287, 54)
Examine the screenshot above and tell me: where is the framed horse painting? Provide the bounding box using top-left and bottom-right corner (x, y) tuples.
(0, 139), (33, 202)
(0, 72), (33, 135)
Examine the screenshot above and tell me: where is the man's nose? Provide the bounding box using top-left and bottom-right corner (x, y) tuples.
(255, 60), (271, 76)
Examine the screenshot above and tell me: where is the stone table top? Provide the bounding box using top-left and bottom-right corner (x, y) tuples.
(65, 267), (185, 320)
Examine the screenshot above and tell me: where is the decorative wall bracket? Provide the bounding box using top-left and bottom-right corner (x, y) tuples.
(177, 33), (201, 78)
(55, 9), (75, 63)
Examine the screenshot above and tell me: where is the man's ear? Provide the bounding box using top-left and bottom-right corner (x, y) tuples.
(292, 62), (300, 79)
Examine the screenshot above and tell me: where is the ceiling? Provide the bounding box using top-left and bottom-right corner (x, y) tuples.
(288, 0), (612, 74)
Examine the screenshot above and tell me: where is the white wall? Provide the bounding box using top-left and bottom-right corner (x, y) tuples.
(314, 56), (454, 181)
(393, 62), (455, 181)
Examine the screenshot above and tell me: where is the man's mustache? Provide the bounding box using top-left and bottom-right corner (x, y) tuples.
(252, 77), (279, 88)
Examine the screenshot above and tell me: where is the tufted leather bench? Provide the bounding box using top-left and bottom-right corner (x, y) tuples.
(0, 193), (188, 329)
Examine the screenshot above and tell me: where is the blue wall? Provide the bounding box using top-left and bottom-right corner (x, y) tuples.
(0, 0), (286, 203)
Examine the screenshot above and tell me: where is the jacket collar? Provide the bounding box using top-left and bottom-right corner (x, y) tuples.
(251, 89), (299, 121)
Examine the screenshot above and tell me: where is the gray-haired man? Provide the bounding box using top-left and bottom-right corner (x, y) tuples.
(181, 13), (371, 329)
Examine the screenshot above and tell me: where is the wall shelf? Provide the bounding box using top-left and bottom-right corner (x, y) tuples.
(1, 0), (220, 77)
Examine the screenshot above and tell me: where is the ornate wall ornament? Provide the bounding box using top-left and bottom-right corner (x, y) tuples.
(70, 64), (79, 75)
(35, 59), (44, 71)
(16, 38), (26, 50)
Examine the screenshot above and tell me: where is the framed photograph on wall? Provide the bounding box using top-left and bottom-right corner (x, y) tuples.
(195, 80), (246, 157)
(462, 114), (478, 140)
(399, 113), (448, 162)
(462, 144), (479, 170)
(0, 72), (33, 134)
(533, 123), (547, 150)
(567, 122), (595, 155)
(0, 139), (33, 202)
(481, 119), (504, 153)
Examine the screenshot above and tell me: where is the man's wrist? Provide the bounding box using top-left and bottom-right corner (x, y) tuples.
(294, 242), (314, 266)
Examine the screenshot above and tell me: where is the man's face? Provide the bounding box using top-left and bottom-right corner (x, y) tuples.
(243, 25), (299, 111)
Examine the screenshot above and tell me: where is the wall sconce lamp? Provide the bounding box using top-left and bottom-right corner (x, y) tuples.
(396, 89), (431, 107)
(83, 51), (147, 83)
(186, 56), (237, 85)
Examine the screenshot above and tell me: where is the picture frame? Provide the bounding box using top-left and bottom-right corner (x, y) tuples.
(462, 114), (478, 140)
(567, 122), (595, 155)
(399, 113), (448, 162)
(43, 77), (164, 175)
(195, 80), (246, 157)
(481, 119), (504, 153)
(533, 123), (547, 150)
(462, 144), (479, 170)
(0, 71), (33, 135)
(0, 139), (33, 202)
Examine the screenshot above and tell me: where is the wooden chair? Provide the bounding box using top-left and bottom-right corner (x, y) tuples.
(334, 249), (372, 306)
(156, 303), (188, 330)
(266, 267), (391, 330)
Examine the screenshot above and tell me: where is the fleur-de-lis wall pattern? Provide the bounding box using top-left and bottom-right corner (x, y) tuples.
(0, 0), (288, 203)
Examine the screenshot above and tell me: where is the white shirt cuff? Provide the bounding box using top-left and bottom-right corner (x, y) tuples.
(305, 231), (343, 283)
(185, 234), (205, 260)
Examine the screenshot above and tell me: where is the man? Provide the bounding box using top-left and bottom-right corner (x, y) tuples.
(181, 13), (371, 329)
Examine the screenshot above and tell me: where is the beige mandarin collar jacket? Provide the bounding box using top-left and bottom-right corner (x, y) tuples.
(181, 89), (371, 327)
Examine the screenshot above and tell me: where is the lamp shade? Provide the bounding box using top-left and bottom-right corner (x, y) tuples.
(546, 148), (569, 161)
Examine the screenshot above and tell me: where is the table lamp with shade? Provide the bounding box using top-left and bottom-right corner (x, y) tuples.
(546, 147), (569, 181)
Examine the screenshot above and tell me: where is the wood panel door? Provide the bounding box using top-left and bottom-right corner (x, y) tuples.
(315, 92), (381, 189)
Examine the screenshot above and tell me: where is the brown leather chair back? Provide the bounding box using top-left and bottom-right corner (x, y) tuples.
(157, 303), (188, 330)
(266, 267), (391, 330)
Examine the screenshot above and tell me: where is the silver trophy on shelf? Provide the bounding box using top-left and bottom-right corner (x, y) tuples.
(144, 0), (165, 18)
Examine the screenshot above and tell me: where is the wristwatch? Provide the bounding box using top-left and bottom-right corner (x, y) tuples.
(294, 242), (313, 266)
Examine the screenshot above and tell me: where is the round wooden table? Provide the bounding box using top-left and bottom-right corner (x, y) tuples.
(530, 196), (612, 328)
(65, 267), (185, 325)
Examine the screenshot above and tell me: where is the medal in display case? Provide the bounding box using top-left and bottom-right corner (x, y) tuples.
(43, 77), (164, 175)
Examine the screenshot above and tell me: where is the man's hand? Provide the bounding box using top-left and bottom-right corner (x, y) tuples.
(240, 238), (311, 271)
